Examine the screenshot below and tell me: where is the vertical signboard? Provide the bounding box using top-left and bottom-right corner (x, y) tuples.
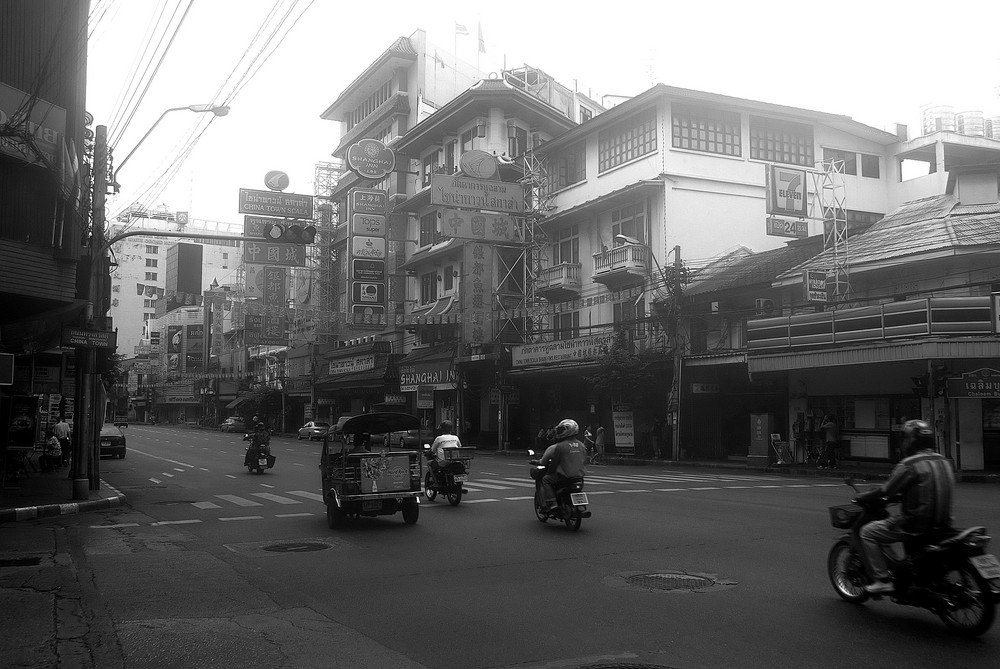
(804, 270), (828, 303)
(186, 324), (204, 372)
(348, 187), (388, 324)
(462, 241), (494, 345)
(262, 266), (288, 310)
(612, 404), (635, 456)
(167, 325), (182, 374)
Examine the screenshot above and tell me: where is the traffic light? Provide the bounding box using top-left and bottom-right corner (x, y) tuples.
(262, 223), (317, 244)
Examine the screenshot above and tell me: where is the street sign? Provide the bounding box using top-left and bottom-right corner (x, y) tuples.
(243, 241), (306, 267)
(238, 188), (313, 219)
(350, 188), (387, 215)
(62, 327), (117, 349)
(804, 270), (828, 303)
(766, 216), (808, 238)
(431, 173), (525, 214)
(346, 138), (395, 179)
(352, 258), (385, 282)
(350, 236), (386, 259)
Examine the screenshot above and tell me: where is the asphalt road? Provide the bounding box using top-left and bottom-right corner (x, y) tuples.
(5, 425), (1000, 668)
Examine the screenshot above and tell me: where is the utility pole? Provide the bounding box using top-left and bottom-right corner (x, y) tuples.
(670, 244), (683, 461)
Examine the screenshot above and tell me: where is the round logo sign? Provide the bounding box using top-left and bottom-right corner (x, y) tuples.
(347, 139), (396, 180)
(264, 170), (290, 191)
(459, 150), (499, 179)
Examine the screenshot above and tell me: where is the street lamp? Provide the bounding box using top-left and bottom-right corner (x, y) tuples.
(615, 234), (669, 295)
(112, 103), (230, 191)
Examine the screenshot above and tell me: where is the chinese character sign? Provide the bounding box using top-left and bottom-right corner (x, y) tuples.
(462, 242), (493, 345)
(263, 267), (288, 308)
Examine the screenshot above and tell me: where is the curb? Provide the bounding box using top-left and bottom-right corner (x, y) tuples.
(0, 481), (126, 523)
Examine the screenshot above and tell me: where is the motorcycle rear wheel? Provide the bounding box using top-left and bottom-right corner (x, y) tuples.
(937, 562), (996, 636)
(447, 489), (462, 506)
(424, 472), (437, 501)
(827, 542), (870, 603)
(533, 488), (548, 522)
(563, 504), (582, 531)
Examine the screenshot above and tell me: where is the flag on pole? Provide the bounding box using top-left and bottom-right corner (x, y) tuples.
(455, 22), (469, 35)
(478, 23), (486, 53)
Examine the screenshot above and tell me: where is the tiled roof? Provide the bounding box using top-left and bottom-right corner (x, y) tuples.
(686, 237), (824, 297)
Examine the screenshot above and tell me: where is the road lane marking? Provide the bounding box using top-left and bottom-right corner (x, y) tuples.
(149, 478), (161, 484)
(275, 513), (314, 518)
(286, 490), (324, 501)
(251, 493), (301, 504)
(505, 496), (534, 501)
(91, 523), (140, 529)
(219, 516), (264, 521)
(464, 498), (499, 503)
(151, 519), (202, 526)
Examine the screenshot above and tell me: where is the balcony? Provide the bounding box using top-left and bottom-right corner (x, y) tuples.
(535, 262), (582, 301)
(592, 243), (648, 290)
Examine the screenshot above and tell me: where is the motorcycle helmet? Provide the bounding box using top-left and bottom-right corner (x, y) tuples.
(438, 420), (454, 434)
(553, 418), (579, 440)
(901, 419), (935, 456)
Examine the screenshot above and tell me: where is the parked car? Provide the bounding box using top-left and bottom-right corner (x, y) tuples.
(99, 423), (126, 459)
(220, 417), (246, 433)
(389, 426), (435, 449)
(297, 421), (331, 440)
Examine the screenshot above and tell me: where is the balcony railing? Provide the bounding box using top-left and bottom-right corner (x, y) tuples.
(535, 262), (582, 300)
(746, 297), (995, 351)
(592, 242), (648, 289)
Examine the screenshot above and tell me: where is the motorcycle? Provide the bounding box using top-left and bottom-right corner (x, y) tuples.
(243, 433), (276, 475)
(423, 444), (474, 506)
(528, 450), (591, 531)
(827, 477), (1000, 636)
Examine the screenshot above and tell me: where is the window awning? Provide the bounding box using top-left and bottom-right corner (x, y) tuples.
(224, 397), (247, 410)
(411, 296), (457, 325)
(748, 339), (1000, 374)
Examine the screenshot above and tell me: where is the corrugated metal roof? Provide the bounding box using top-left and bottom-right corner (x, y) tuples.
(686, 237), (824, 297)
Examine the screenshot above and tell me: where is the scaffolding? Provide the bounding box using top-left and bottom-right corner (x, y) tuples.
(812, 159), (850, 304)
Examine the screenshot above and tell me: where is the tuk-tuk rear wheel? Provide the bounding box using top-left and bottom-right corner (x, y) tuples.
(402, 501), (419, 524)
(326, 503), (346, 529)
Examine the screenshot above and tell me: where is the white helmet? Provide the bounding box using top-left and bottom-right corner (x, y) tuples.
(554, 418), (579, 440)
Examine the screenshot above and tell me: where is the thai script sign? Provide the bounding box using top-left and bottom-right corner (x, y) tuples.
(62, 328), (117, 349)
(351, 236), (386, 259)
(439, 208), (519, 242)
(352, 259), (385, 282)
(511, 333), (617, 367)
(431, 174), (525, 214)
(766, 164), (807, 217)
(948, 368), (1000, 398)
(244, 215), (284, 237)
(804, 270), (828, 303)
(238, 188), (313, 219)
(612, 404), (635, 456)
(328, 354), (376, 376)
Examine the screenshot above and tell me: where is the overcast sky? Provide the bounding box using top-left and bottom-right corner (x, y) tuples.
(87, 0), (1000, 237)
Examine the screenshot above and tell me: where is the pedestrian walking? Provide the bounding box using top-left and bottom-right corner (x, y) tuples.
(592, 425), (605, 464)
(819, 414), (840, 469)
(52, 416), (71, 467)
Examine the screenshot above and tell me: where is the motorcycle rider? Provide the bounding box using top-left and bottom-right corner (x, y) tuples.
(244, 421), (272, 467)
(429, 420), (461, 476)
(538, 418), (588, 513)
(856, 419), (955, 594)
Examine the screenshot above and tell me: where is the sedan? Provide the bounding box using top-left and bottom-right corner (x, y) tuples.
(389, 427), (434, 449)
(99, 423), (126, 459)
(297, 421), (331, 440)
(220, 417), (246, 433)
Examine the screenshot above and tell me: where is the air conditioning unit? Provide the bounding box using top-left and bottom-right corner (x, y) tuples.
(755, 298), (776, 316)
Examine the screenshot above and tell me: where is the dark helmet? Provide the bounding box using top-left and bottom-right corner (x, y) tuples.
(438, 420), (454, 433)
(553, 418), (579, 440)
(902, 419), (935, 456)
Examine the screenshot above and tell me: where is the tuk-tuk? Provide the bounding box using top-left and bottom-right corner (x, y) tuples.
(320, 412), (423, 528)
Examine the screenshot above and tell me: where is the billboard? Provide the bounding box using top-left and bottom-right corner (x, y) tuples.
(431, 174), (525, 214)
(766, 164), (808, 217)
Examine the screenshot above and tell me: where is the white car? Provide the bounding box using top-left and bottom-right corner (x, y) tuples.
(297, 421), (331, 440)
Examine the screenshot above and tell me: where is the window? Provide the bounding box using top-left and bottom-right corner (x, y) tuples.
(580, 107), (593, 123)
(422, 149), (441, 187)
(445, 140), (457, 174)
(554, 311), (580, 341)
(548, 142), (586, 191)
(143, 313), (154, 321)
(461, 121), (486, 154)
(749, 116), (814, 166)
(145, 245), (158, 254)
(420, 270), (438, 305)
(551, 225), (580, 265)
(443, 264), (455, 292)
(823, 148), (857, 175)
(143, 299), (152, 308)
(145, 258), (158, 267)
(598, 107), (657, 172)
(614, 297), (646, 339)
(672, 104), (741, 156)
(347, 79), (392, 131)
(508, 125), (528, 158)
(419, 211), (439, 247)
(861, 153), (880, 179)
(611, 201), (646, 245)
(145, 272), (158, 281)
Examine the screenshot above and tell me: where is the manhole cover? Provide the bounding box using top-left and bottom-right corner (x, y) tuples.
(261, 541), (329, 553)
(626, 573), (714, 590)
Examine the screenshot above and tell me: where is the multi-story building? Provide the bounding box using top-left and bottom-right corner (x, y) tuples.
(1, 1), (89, 447)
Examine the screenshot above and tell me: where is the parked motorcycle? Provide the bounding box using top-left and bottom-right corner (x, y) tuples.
(528, 450), (591, 531)
(827, 477), (1000, 636)
(423, 444), (474, 505)
(243, 433), (275, 474)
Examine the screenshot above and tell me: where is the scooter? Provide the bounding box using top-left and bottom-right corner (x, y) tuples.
(528, 450), (591, 531)
(243, 433), (276, 474)
(423, 444), (472, 506)
(827, 477), (1000, 636)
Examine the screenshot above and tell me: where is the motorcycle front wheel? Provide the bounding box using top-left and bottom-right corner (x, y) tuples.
(827, 542), (870, 603)
(424, 472), (437, 501)
(533, 488), (548, 522)
(937, 562), (996, 636)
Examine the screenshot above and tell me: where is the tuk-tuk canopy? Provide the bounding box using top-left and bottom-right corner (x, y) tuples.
(336, 412), (420, 436)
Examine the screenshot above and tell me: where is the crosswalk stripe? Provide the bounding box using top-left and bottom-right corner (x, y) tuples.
(479, 478), (535, 488)
(250, 493), (301, 505)
(192, 501), (221, 509)
(462, 482), (511, 490)
(285, 490), (324, 501)
(214, 494), (261, 507)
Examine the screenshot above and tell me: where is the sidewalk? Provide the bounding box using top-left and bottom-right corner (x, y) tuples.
(2, 449), (996, 523)
(0, 468), (125, 523)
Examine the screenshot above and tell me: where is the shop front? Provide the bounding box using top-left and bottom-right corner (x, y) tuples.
(398, 344), (458, 435)
(314, 340), (400, 422)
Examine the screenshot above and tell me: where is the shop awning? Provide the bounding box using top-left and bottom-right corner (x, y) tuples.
(747, 339), (1000, 374)
(399, 344), (458, 391)
(225, 397), (247, 409)
(316, 361), (395, 393)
